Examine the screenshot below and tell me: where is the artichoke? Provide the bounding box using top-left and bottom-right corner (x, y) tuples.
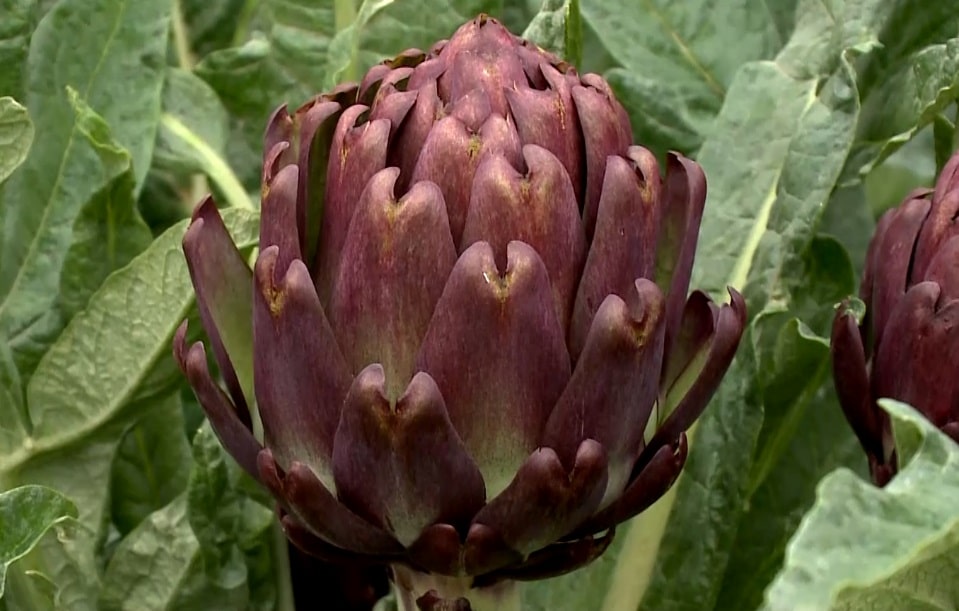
(174, 15), (745, 608)
(832, 150), (959, 487)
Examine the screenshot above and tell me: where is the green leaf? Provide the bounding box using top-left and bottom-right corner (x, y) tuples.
(844, 37), (959, 183)
(154, 69), (229, 176)
(0, 338), (27, 458)
(0, 485), (76, 599)
(0, 0), (40, 99)
(99, 495), (249, 611)
(0, 208), (258, 609)
(0, 97), (33, 185)
(4, 208), (258, 461)
(583, 0), (787, 156)
(521, 0), (582, 66)
(154, 68), (253, 211)
(55, 90), (153, 321)
(110, 395), (191, 535)
(187, 424), (276, 598)
(764, 400), (959, 611)
(0, 0), (171, 377)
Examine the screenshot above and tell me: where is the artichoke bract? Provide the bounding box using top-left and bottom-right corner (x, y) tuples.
(832, 150), (959, 487)
(175, 15), (745, 608)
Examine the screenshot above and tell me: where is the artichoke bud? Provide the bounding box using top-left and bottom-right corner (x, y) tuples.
(832, 149), (959, 486)
(175, 14), (746, 602)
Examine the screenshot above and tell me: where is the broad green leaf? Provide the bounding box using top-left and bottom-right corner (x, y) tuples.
(0, 485), (76, 599)
(583, 0), (786, 156)
(0, 0), (171, 377)
(99, 495), (248, 611)
(0, 209), (257, 610)
(0, 0), (39, 99)
(55, 90), (152, 321)
(521, 0), (582, 66)
(181, 0), (251, 58)
(110, 395), (191, 535)
(5, 207), (258, 458)
(0, 97), (33, 185)
(764, 400), (959, 611)
(819, 184), (875, 279)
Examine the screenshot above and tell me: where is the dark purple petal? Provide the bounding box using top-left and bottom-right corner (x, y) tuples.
(831, 302), (888, 465)
(571, 75), (633, 236)
(182, 198), (254, 415)
(280, 514), (393, 566)
(914, 189), (959, 282)
(253, 247), (351, 486)
(416, 241), (571, 498)
(873, 282), (959, 430)
(460, 145), (587, 328)
(448, 88), (492, 131)
(438, 16), (525, 114)
(332, 367), (486, 546)
(655, 153), (707, 360)
(313, 106), (390, 304)
(575, 436), (687, 535)
(867, 196), (930, 346)
(471, 440), (607, 556)
(258, 450), (403, 555)
(406, 524), (464, 575)
(291, 98), (342, 264)
(660, 292), (714, 393)
(641, 289), (746, 463)
(410, 113), (522, 244)
(924, 236), (959, 301)
(933, 149), (959, 204)
(390, 80), (442, 194)
(475, 530), (615, 584)
(463, 523), (524, 576)
(569, 147), (662, 358)
(259, 163), (301, 278)
(328, 168), (456, 398)
(264, 104), (296, 168)
(506, 63), (583, 201)
(174, 322), (261, 480)
(542, 279), (665, 504)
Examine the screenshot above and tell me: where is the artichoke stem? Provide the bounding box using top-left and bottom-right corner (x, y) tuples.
(391, 565), (521, 611)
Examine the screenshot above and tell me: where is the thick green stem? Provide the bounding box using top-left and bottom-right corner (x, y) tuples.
(391, 565), (521, 611)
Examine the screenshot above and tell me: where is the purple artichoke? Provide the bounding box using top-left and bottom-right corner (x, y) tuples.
(174, 15), (745, 605)
(832, 150), (959, 486)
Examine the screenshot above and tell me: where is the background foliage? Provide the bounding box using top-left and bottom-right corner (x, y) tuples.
(0, 0), (958, 610)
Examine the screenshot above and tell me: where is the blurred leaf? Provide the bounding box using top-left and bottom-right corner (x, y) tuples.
(0, 485), (76, 598)
(0, 0), (40, 99)
(181, 0), (251, 58)
(0, 0), (171, 378)
(522, 0), (582, 66)
(764, 400), (959, 611)
(153, 68), (252, 211)
(819, 184), (875, 280)
(844, 37), (959, 183)
(110, 395), (191, 535)
(154, 69), (229, 175)
(0, 97), (33, 185)
(187, 424), (277, 602)
(522, 529), (625, 609)
(583, 0), (786, 156)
